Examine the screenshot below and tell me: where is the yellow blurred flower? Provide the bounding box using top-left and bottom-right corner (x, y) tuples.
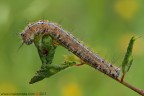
(114, 0), (139, 21)
(0, 82), (17, 93)
(61, 83), (82, 96)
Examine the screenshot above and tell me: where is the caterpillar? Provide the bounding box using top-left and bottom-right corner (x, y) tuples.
(20, 20), (120, 79)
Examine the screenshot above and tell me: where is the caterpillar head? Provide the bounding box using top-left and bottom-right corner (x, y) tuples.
(20, 20), (49, 45)
(20, 31), (33, 45)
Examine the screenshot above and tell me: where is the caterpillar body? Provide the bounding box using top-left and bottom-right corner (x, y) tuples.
(21, 20), (120, 79)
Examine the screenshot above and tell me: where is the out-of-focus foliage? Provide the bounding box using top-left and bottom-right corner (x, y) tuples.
(0, 0), (144, 96)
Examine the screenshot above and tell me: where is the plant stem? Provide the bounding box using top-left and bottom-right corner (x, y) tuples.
(118, 79), (144, 96)
(77, 63), (144, 95)
(104, 70), (144, 95)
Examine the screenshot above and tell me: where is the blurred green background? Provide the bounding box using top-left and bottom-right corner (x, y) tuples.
(0, 0), (144, 96)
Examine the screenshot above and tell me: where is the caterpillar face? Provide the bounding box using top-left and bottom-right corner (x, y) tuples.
(21, 31), (33, 45)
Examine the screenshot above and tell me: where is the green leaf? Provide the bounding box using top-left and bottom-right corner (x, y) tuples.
(34, 35), (57, 64)
(64, 55), (81, 63)
(30, 34), (76, 84)
(29, 62), (76, 84)
(127, 56), (133, 72)
(122, 36), (136, 75)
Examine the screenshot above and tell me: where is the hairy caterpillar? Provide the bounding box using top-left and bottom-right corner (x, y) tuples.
(20, 20), (120, 79)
